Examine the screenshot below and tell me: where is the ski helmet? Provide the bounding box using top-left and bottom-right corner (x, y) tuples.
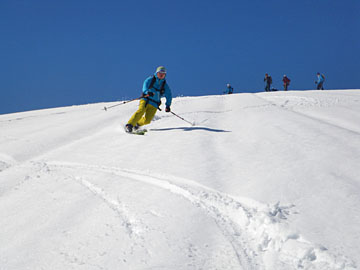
(156, 66), (166, 74)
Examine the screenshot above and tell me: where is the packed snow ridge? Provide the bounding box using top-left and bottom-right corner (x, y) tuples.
(0, 90), (359, 270)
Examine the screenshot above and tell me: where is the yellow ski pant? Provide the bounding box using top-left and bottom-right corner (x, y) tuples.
(127, 99), (158, 127)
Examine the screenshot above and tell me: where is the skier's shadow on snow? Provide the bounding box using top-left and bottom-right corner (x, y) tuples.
(150, 126), (230, 133)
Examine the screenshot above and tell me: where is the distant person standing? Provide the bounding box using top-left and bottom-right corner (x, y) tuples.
(224, 83), (234, 94)
(282, 75), (291, 91)
(315, 72), (325, 90)
(264, 73), (272, 92)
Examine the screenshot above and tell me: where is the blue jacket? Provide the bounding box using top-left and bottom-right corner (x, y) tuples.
(224, 86), (233, 94)
(317, 74), (325, 83)
(142, 75), (172, 108)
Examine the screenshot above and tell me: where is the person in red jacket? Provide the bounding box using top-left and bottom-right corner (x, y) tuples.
(282, 75), (291, 91)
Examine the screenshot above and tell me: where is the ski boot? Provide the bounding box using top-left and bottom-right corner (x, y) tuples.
(125, 124), (133, 133)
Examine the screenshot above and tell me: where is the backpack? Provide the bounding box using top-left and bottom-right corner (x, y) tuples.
(321, 74), (325, 81)
(268, 76), (272, 84)
(148, 75), (166, 95)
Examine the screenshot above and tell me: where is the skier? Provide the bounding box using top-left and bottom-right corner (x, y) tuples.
(224, 83), (234, 94)
(264, 73), (272, 92)
(125, 66), (172, 133)
(282, 75), (291, 91)
(315, 72), (325, 90)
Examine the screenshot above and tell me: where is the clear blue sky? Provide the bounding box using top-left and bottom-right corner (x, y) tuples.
(1, 0), (359, 114)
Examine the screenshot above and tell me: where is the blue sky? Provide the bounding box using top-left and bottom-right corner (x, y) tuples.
(1, 0), (359, 114)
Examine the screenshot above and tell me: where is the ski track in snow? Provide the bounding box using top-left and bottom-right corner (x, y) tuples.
(74, 176), (139, 238)
(256, 94), (360, 136)
(40, 161), (355, 270)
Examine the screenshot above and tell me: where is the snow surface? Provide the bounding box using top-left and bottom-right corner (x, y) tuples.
(0, 90), (359, 270)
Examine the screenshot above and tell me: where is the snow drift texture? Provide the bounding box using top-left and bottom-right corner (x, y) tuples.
(0, 90), (359, 270)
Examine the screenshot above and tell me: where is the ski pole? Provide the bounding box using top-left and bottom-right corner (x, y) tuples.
(103, 97), (142, 111)
(170, 111), (195, 126)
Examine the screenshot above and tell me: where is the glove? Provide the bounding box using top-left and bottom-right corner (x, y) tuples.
(165, 106), (171, 112)
(147, 92), (154, 97)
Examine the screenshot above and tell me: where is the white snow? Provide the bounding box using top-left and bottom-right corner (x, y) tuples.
(0, 90), (359, 269)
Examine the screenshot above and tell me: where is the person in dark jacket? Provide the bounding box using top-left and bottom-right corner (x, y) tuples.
(315, 72), (325, 90)
(282, 75), (291, 91)
(264, 73), (272, 92)
(125, 66), (172, 133)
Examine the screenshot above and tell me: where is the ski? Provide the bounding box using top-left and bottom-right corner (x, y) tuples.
(131, 129), (147, 135)
(124, 126), (148, 135)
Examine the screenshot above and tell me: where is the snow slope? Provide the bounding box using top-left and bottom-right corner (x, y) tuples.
(0, 90), (359, 270)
